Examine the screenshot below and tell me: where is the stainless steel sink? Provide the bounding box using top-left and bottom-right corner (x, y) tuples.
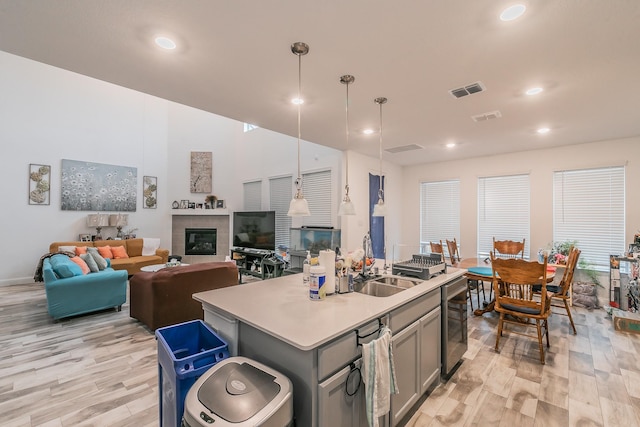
(353, 281), (406, 297)
(373, 276), (421, 289)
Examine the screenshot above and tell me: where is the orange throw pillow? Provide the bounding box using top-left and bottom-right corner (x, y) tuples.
(111, 245), (129, 259)
(75, 246), (88, 255)
(70, 256), (90, 275)
(97, 246), (113, 259)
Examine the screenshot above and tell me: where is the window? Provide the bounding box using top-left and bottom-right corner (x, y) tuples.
(553, 166), (625, 269)
(269, 176), (292, 249)
(301, 169), (332, 227)
(420, 180), (460, 257)
(478, 174), (530, 258)
(243, 123), (259, 132)
(243, 180), (262, 211)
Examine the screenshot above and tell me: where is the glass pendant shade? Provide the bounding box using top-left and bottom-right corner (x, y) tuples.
(338, 196), (356, 216)
(288, 42), (311, 217)
(372, 198), (386, 217)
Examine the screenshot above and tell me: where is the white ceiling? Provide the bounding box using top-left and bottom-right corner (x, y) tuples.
(1, 1), (639, 166)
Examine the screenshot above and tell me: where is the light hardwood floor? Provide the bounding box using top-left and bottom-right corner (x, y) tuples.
(1, 281), (639, 426)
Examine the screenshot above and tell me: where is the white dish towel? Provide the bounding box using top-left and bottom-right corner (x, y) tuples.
(361, 325), (399, 427)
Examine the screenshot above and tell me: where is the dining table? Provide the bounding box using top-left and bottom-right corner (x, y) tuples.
(453, 257), (556, 316)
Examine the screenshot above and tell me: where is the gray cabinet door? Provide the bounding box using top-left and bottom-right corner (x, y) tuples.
(318, 361), (367, 427)
(420, 307), (441, 394)
(390, 320), (420, 426)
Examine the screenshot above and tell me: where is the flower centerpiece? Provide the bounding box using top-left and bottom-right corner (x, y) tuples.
(538, 240), (577, 265)
(205, 194), (217, 209)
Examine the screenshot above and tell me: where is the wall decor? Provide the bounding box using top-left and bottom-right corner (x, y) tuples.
(216, 199), (226, 209)
(143, 176), (157, 209)
(79, 234), (91, 242)
(180, 200), (188, 209)
(29, 164), (51, 205)
(190, 151), (212, 193)
(61, 159), (137, 211)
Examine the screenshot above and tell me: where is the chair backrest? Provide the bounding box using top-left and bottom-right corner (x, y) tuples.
(493, 238), (525, 259)
(430, 240), (444, 254)
(491, 252), (549, 314)
(446, 238), (460, 264)
(558, 247), (581, 297)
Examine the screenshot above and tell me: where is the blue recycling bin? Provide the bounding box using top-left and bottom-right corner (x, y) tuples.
(156, 320), (229, 427)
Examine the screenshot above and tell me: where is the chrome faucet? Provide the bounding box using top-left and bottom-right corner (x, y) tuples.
(362, 232), (373, 277)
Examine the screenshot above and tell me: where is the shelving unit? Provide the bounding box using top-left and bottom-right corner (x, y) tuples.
(610, 255), (639, 310)
(230, 247), (284, 283)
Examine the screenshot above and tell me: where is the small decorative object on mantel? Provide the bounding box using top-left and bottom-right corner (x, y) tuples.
(172, 200), (179, 209)
(216, 199), (226, 209)
(123, 228), (138, 239)
(29, 164), (51, 205)
(205, 194), (217, 209)
(143, 176), (157, 209)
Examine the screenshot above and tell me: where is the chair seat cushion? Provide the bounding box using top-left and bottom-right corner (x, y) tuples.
(467, 267), (492, 277)
(501, 302), (541, 315)
(532, 284), (560, 293)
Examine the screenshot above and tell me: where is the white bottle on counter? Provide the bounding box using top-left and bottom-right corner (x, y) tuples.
(309, 265), (326, 301)
(302, 250), (311, 286)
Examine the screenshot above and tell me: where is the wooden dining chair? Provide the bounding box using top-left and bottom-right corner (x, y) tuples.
(534, 246), (581, 334)
(445, 238), (460, 265)
(491, 252), (552, 364)
(430, 240), (444, 261)
(493, 237), (526, 259)
(447, 238), (485, 310)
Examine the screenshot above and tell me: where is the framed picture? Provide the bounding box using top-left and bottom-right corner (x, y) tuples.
(190, 151), (212, 193)
(188, 202), (196, 209)
(29, 164), (51, 205)
(79, 234), (92, 242)
(180, 200), (188, 209)
(216, 199), (226, 209)
(196, 203), (203, 209)
(143, 176), (157, 209)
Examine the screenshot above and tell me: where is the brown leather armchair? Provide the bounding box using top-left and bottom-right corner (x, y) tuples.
(129, 262), (238, 330)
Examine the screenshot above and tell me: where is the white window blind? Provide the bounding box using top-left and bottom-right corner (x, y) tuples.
(420, 180), (460, 257)
(243, 180), (262, 211)
(302, 169), (332, 227)
(269, 176), (292, 248)
(478, 174), (530, 258)
(553, 166), (625, 269)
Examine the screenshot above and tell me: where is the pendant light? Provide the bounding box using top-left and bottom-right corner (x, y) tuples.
(287, 42), (311, 217)
(338, 74), (356, 216)
(372, 97), (387, 217)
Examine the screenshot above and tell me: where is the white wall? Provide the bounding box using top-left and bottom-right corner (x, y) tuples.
(0, 51), (350, 285)
(401, 137), (640, 262)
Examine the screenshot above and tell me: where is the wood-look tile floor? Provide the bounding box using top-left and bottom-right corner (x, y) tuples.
(1, 282), (639, 426)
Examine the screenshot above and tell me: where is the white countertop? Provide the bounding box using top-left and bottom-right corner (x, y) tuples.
(193, 267), (467, 351)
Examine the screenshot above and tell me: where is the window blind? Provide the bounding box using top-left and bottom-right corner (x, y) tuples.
(301, 169), (332, 227)
(269, 176), (292, 248)
(553, 166), (625, 269)
(243, 180), (262, 211)
(478, 174), (530, 258)
(420, 180), (460, 257)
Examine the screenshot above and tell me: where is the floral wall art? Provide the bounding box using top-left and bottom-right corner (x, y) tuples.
(61, 159), (137, 211)
(143, 176), (157, 209)
(190, 151), (212, 193)
(29, 164), (51, 205)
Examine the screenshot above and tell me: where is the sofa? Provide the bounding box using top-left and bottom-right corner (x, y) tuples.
(43, 255), (128, 320)
(49, 238), (169, 275)
(129, 262), (239, 330)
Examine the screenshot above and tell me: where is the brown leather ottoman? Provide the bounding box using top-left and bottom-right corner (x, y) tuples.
(129, 262), (238, 330)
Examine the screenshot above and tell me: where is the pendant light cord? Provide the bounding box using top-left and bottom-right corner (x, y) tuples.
(297, 52), (302, 185)
(378, 100), (383, 197)
(345, 81), (350, 189)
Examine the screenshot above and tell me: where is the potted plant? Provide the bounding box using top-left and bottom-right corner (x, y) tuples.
(205, 194), (217, 209)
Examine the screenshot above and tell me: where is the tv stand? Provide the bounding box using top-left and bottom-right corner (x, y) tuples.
(230, 247), (284, 283)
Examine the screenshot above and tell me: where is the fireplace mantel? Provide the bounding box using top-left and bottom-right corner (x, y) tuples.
(171, 209), (229, 216)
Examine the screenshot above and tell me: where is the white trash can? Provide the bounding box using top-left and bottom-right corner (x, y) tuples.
(181, 356), (293, 427)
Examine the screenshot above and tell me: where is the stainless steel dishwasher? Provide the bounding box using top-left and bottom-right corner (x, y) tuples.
(441, 276), (468, 378)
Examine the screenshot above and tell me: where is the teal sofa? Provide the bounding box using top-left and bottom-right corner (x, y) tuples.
(43, 256), (128, 320)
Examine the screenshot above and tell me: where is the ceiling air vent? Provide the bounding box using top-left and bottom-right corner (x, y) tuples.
(385, 144), (424, 154)
(449, 81), (485, 99)
(471, 110), (502, 122)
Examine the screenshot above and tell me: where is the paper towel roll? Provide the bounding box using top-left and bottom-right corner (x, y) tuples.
(319, 249), (336, 294)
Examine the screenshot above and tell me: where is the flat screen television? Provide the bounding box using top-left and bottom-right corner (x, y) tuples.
(232, 211), (276, 251)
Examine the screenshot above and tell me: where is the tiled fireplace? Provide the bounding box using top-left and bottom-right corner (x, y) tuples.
(172, 213), (229, 264)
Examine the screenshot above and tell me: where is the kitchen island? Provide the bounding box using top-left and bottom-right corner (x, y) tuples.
(194, 267), (466, 427)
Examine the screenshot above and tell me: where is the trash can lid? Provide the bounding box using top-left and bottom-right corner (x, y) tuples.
(197, 361), (281, 423)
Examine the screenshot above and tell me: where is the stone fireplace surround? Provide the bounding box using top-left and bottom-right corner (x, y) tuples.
(172, 212), (229, 264)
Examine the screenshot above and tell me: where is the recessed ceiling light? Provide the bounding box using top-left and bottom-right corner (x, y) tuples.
(363, 129), (374, 135)
(155, 36), (176, 50)
(526, 87), (543, 96)
(446, 142), (456, 148)
(537, 127), (550, 134)
(291, 98), (304, 105)
(500, 4), (526, 21)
